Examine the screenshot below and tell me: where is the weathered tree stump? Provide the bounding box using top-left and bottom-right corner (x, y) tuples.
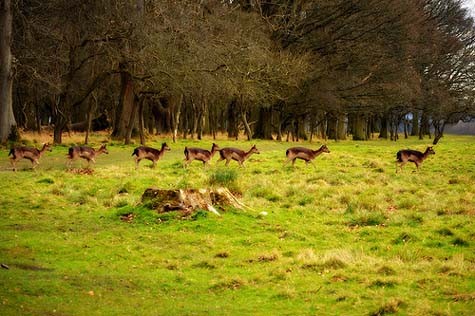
(141, 187), (246, 216)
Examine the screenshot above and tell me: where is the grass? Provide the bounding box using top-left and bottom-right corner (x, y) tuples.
(0, 133), (474, 315)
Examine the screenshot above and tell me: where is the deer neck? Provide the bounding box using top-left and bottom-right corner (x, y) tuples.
(313, 148), (324, 157)
(210, 147), (218, 158)
(422, 149), (431, 160)
(244, 149), (255, 160)
(39, 145), (48, 156)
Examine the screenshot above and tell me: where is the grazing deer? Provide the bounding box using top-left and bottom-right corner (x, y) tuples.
(8, 143), (52, 171)
(285, 145), (330, 167)
(67, 144), (108, 168)
(217, 145), (260, 166)
(132, 142), (171, 169)
(396, 146), (435, 172)
(183, 143), (220, 168)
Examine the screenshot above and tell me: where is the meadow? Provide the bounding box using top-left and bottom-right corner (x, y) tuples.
(0, 133), (474, 315)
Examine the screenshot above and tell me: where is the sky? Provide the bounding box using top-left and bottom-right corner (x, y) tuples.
(463, 0), (475, 18)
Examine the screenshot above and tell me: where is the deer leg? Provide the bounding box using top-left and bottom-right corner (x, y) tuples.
(10, 158), (17, 172)
(152, 160), (157, 168)
(66, 157), (74, 169)
(414, 162), (420, 172)
(225, 159), (230, 166)
(397, 161), (407, 173)
(135, 157), (141, 169)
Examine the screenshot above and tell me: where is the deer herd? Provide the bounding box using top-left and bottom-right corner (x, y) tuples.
(6, 141), (436, 173)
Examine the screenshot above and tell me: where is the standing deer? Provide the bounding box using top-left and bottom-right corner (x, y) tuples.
(396, 146), (435, 172)
(285, 145), (330, 167)
(183, 143), (220, 168)
(67, 144), (108, 168)
(217, 145), (260, 166)
(132, 142), (171, 169)
(8, 143), (52, 171)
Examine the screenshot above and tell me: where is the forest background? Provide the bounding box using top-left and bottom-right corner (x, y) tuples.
(1, 0), (475, 145)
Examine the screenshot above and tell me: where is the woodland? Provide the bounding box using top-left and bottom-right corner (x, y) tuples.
(1, 0), (475, 145)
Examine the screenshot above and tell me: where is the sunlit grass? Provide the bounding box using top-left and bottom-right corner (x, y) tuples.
(0, 134), (474, 315)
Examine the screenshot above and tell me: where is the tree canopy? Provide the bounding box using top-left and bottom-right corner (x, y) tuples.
(1, 0), (474, 144)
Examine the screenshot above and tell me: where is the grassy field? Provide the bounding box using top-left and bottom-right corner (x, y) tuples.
(0, 133), (474, 315)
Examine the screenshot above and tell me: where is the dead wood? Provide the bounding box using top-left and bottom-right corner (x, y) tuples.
(141, 187), (246, 216)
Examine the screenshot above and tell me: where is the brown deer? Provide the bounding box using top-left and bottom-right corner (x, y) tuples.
(183, 143), (220, 168)
(396, 146), (435, 172)
(217, 145), (260, 166)
(285, 145), (330, 167)
(8, 143), (52, 171)
(67, 144), (108, 168)
(132, 142), (171, 169)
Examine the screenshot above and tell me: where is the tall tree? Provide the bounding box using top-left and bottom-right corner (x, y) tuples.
(0, 0), (16, 143)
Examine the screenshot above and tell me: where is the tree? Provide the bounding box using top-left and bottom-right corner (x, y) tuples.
(0, 0), (16, 143)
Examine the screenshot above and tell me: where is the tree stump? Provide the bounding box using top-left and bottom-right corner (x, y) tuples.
(141, 187), (246, 216)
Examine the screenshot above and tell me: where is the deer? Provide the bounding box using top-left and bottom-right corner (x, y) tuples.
(183, 143), (220, 168)
(285, 144), (330, 167)
(217, 145), (260, 166)
(67, 144), (108, 169)
(8, 143), (52, 171)
(132, 142), (171, 169)
(396, 146), (435, 173)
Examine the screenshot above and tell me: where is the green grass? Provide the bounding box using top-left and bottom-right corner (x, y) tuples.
(0, 135), (474, 315)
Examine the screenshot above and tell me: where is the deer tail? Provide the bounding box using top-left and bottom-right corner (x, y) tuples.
(132, 148), (138, 157)
(8, 148), (14, 156)
(184, 147), (189, 159)
(285, 149), (290, 157)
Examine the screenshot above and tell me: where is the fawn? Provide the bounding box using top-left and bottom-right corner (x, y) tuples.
(183, 143), (220, 168)
(217, 145), (260, 166)
(67, 144), (108, 168)
(396, 146), (435, 172)
(285, 145), (330, 167)
(132, 142), (171, 169)
(9, 143), (52, 171)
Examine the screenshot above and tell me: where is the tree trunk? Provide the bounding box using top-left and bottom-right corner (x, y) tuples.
(138, 96), (145, 145)
(352, 113), (367, 140)
(403, 118), (409, 139)
(170, 94), (183, 143)
(0, 0), (16, 143)
(124, 95), (139, 145)
(411, 111), (419, 136)
(241, 108), (252, 141)
(379, 114), (388, 139)
(84, 94), (96, 144)
(253, 107), (273, 139)
(112, 65), (135, 140)
(53, 95), (68, 144)
(336, 114), (346, 140)
(326, 114), (337, 140)
(432, 120), (445, 145)
(227, 98), (239, 139)
(419, 112), (430, 140)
